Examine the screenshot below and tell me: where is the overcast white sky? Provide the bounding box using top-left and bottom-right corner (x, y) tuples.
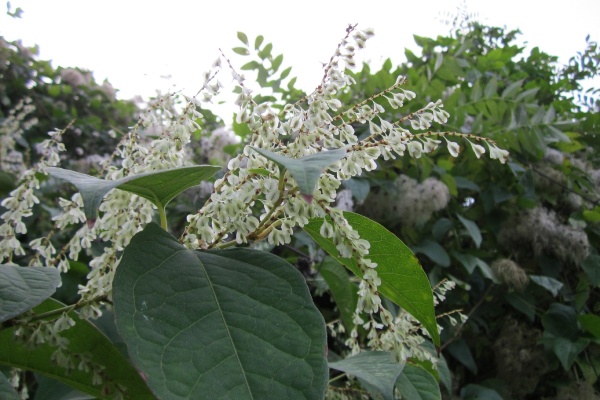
(2, 1), (599, 120)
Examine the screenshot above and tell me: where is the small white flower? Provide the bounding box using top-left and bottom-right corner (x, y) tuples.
(470, 141), (486, 158)
(445, 139), (461, 157)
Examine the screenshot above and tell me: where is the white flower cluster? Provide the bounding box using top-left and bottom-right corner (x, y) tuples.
(362, 174), (450, 227)
(0, 98), (37, 174)
(0, 127), (66, 263)
(183, 25), (506, 359)
(499, 206), (590, 265)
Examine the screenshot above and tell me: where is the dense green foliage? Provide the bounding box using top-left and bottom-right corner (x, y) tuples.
(1, 11), (599, 400)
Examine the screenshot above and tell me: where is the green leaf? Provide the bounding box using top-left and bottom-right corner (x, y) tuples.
(582, 254), (600, 287)
(32, 374), (93, 400)
(412, 239), (451, 267)
(483, 77), (497, 98)
(113, 223), (327, 400)
(236, 31), (249, 46)
(578, 314), (600, 339)
(471, 81), (482, 102)
(0, 298), (154, 399)
(501, 79), (524, 99)
(505, 292), (536, 321)
(460, 384), (503, 400)
(0, 371), (19, 400)
(280, 66), (292, 80)
(446, 339), (477, 374)
(456, 214), (482, 248)
(541, 335), (589, 370)
(542, 303), (578, 340)
(395, 363), (441, 400)
(254, 35), (264, 50)
(271, 54), (284, 71)
(530, 275), (563, 297)
(317, 257), (358, 331)
(329, 352), (405, 400)
(304, 212), (440, 348)
(0, 264), (60, 323)
(250, 146), (346, 199)
(258, 43), (273, 59)
(232, 47), (250, 56)
(47, 165), (220, 220)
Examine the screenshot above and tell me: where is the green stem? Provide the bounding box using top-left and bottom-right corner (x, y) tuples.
(158, 206), (168, 230)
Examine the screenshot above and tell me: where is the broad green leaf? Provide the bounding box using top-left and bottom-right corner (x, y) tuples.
(271, 54), (284, 71)
(530, 275), (563, 297)
(304, 212), (440, 348)
(0, 371), (19, 400)
(578, 314), (600, 339)
(317, 257), (358, 331)
(236, 31), (249, 46)
(329, 351), (405, 400)
(395, 363), (441, 400)
(113, 223), (327, 400)
(0, 263), (60, 323)
(456, 214), (482, 248)
(542, 303), (578, 340)
(0, 298), (155, 400)
(47, 165), (220, 220)
(541, 335), (589, 370)
(250, 147), (346, 200)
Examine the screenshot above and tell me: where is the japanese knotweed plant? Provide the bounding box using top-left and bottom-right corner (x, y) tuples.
(0, 25), (507, 400)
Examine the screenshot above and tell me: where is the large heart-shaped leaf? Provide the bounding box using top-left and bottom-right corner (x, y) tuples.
(0, 263), (60, 323)
(47, 165), (221, 220)
(113, 223), (327, 400)
(329, 351), (405, 400)
(304, 212), (440, 348)
(250, 146), (346, 198)
(0, 298), (155, 399)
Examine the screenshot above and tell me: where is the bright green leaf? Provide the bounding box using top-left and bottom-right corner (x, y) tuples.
(578, 314), (600, 339)
(236, 31), (249, 46)
(304, 212), (440, 348)
(456, 214), (482, 248)
(0, 263), (60, 323)
(0, 298), (154, 399)
(395, 363), (441, 400)
(47, 165), (220, 220)
(250, 146), (346, 199)
(0, 371), (19, 400)
(483, 77), (497, 98)
(280, 66), (292, 80)
(271, 54), (283, 71)
(329, 352), (405, 400)
(113, 223), (327, 400)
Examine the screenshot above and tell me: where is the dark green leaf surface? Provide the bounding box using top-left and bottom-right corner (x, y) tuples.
(0, 298), (154, 400)
(0, 370), (19, 400)
(113, 223), (327, 400)
(304, 212), (440, 347)
(47, 165), (220, 219)
(329, 351), (405, 400)
(456, 215), (482, 248)
(0, 264), (60, 323)
(317, 257), (358, 331)
(395, 363), (441, 400)
(250, 147), (346, 197)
